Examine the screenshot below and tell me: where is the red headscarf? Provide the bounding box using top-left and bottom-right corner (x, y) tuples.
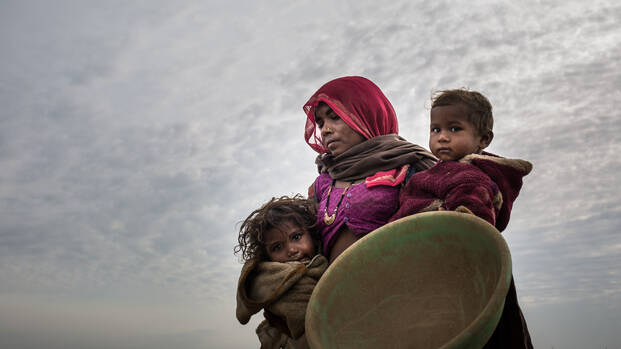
(303, 76), (399, 153)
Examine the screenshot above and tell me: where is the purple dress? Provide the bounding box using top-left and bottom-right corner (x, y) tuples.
(313, 172), (400, 255)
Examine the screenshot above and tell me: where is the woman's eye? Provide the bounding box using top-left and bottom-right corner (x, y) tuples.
(292, 233), (302, 241)
(271, 243), (281, 251)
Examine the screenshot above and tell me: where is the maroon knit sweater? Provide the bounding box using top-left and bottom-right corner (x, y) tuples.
(390, 152), (532, 232)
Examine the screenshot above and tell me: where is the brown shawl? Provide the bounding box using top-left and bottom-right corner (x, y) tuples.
(316, 134), (436, 182)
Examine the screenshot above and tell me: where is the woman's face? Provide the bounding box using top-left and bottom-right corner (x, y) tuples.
(315, 103), (365, 156)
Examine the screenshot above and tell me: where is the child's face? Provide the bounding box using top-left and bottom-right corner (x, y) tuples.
(264, 221), (315, 263)
(429, 104), (491, 161)
(315, 103), (366, 156)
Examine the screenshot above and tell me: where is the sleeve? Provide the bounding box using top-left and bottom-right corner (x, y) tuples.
(307, 178), (320, 204)
(442, 181), (498, 227)
(307, 182), (316, 202)
(389, 170), (439, 223)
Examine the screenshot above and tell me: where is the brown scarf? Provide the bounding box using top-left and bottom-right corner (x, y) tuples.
(316, 134), (436, 181)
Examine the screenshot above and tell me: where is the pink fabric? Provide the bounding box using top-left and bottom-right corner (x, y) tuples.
(364, 165), (410, 188)
(314, 173), (400, 255)
(303, 76), (398, 154)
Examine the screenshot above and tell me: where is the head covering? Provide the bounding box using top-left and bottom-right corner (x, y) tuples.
(303, 76), (398, 153)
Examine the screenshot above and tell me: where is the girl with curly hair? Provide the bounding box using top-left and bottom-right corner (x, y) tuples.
(234, 195), (327, 349)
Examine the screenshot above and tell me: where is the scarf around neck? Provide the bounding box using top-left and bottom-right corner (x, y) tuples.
(316, 134), (436, 182)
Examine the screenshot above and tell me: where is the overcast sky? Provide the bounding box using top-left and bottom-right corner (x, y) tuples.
(1, 0), (620, 348)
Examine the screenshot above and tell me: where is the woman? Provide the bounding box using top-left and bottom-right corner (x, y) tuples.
(303, 76), (436, 263)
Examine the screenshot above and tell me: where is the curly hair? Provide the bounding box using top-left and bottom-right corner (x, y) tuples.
(234, 195), (319, 262)
(431, 89), (493, 137)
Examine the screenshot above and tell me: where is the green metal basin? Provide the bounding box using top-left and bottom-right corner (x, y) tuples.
(305, 211), (512, 349)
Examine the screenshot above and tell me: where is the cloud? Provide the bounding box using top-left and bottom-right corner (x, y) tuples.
(1, 0), (621, 348)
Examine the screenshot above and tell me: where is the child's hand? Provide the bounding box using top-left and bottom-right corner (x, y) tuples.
(454, 205), (474, 215)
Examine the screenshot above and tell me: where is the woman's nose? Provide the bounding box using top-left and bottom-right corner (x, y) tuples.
(320, 127), (332, 138)
(320, 122), (333, 137)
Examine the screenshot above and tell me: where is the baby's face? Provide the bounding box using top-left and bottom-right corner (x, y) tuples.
(264, 221), (315, 263)
(429, 104), (489, 161)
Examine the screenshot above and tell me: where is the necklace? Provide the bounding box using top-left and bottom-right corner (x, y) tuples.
(323, 180), (353, 225)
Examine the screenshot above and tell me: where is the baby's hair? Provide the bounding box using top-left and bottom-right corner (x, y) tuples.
(431, 89), (493, 137)
(234, 194), (319, 262)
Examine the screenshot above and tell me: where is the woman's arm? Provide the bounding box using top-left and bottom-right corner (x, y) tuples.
(328, 227), (358, 263)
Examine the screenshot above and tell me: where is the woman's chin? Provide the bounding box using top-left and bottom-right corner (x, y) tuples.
(327, 145), (341, 156)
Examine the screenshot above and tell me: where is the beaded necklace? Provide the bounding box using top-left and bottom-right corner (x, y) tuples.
(323, 179), (353, 225)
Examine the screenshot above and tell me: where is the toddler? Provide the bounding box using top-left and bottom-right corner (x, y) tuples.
(392, 89), (532, 230)
(235, 195), (327, 349)
(391, 89), (533, 348)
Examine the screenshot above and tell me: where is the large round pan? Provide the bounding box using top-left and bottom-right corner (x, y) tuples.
(305, 211), (512, 349)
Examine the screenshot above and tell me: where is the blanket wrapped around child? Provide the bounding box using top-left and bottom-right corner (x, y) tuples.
(236, 255), (328, 349)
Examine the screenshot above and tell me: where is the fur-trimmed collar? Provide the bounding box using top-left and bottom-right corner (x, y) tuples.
(459, 153), (532, 175)
(460, 151), (532, 231)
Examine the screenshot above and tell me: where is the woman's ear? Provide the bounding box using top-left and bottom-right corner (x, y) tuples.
(479, 130), (494, 150)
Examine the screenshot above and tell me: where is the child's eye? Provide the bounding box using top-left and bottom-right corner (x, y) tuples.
(270, 243), (282, 251)
(431, 127), (440, 133)
(291, 233), (302, 241)
(450, 127), (461, 132)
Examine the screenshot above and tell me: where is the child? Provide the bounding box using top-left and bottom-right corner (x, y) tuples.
(235, 195), (328, 349)
(390, 89), (533, 348)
